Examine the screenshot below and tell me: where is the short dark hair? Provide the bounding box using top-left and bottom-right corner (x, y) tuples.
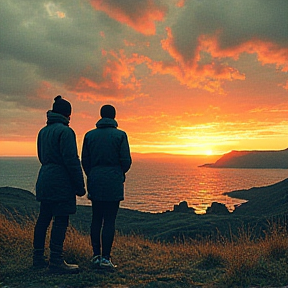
(100, 105), (116, 119)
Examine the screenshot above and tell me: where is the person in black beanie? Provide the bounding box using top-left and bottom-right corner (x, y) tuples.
(52, 95), (72, 118)
(82, 104), (132, 269)
(33, 95), (86, 274)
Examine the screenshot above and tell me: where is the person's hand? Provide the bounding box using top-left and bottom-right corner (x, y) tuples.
(76, 188), (86, 197)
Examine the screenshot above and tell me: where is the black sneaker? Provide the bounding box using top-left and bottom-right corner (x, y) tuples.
(33, 256), (48, 269)
(49, 260), (79, 274)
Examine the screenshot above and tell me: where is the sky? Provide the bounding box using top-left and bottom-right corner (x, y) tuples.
(1, 0), (288, 156)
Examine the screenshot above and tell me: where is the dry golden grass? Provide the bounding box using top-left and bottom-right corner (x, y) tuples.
(1, 211), (288, 288)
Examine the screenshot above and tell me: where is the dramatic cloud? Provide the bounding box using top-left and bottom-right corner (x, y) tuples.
(174, 1), (287, 52)
(90, 0), (168, 35)
(74, 50), (147, 101)
(148, 0), (288, 92)
(1, 0), (103, 106)
(1, 0), (288, 155)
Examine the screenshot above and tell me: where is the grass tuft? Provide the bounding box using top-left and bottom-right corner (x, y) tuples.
(1, 211), (288, 287)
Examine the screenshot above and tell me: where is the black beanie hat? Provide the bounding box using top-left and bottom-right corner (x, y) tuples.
(52, 95), (72, 117)
(100, 104), (116, 119)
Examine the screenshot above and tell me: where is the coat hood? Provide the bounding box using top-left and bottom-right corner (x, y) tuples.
(46, 110), (70, 126)
(96, 117), (118, 128)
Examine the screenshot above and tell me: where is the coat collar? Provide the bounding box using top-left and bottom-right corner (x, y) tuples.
(96, 117), (118, 128)
(46, 110), (70, 126)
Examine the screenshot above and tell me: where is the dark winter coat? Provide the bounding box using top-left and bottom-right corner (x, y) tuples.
(36, 111), (85, 215)
(81, 118), (132, 202)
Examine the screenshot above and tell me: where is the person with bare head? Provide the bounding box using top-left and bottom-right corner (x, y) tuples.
(81, 104), (132, 269)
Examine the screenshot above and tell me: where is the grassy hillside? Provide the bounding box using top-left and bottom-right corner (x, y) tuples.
(1, 181), (288, 287)
(227, 178), (288, 217)
(1, 206), (288, 287)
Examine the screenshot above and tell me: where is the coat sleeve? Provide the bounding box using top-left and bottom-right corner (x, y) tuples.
(120, 132), (132, 174)
(81, 134), (91, 176)
(59, 128), (86, 196)
(37, 130), (42, 163)
(37, 128), (45, 164)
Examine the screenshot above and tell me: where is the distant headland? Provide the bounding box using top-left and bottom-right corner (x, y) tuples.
(199, 148), (288, 169)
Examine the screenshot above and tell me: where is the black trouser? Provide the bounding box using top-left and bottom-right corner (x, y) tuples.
(90, 201), (119, 258)
(33, 202), (69, 257)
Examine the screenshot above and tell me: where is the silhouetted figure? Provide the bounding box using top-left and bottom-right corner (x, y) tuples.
(33, 95), (86, 274)
(82, 104), (132, 269)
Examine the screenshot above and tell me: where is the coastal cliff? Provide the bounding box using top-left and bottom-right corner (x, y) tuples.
(200, 148), (288, 169)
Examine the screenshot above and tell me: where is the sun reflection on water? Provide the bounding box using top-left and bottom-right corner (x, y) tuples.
(121, 159), (287, 214)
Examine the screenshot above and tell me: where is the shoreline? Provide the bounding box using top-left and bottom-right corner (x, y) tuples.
(1, 178), (287, 241)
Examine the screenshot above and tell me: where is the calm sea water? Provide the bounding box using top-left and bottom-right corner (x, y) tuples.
(0, 157), (287, 214)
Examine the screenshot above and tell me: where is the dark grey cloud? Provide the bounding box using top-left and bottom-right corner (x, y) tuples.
(1, 0), (287, 110)
(0, 0), (126, 108)
(171, 0), (288, 63)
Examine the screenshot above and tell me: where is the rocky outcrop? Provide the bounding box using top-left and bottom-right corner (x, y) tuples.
(206, 202), (230, 215)
(173, 201), (195, 213)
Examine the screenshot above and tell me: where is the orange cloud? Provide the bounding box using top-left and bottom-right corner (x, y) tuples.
(156, 28), (288, 92)
(144, 28), (244, 93)
(90, 0), (168, 35)
(176, 0), (186, 8)
(199, 34), (288, 72)
(74, 50), (146, 101)
(252, 41), (288, 72)
(282, 80), (288, 90)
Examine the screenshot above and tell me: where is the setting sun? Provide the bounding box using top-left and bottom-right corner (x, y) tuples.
(0, 1), (288, 157)
(205, 150), (213, 156)
(1, 2), (288, 288)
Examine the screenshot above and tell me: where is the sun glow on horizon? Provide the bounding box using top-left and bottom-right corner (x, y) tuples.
(0, 141), (37, 157)
(205, 149), (213, 156)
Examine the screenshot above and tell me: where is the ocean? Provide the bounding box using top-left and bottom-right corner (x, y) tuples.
(0, 156), (287, 214)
